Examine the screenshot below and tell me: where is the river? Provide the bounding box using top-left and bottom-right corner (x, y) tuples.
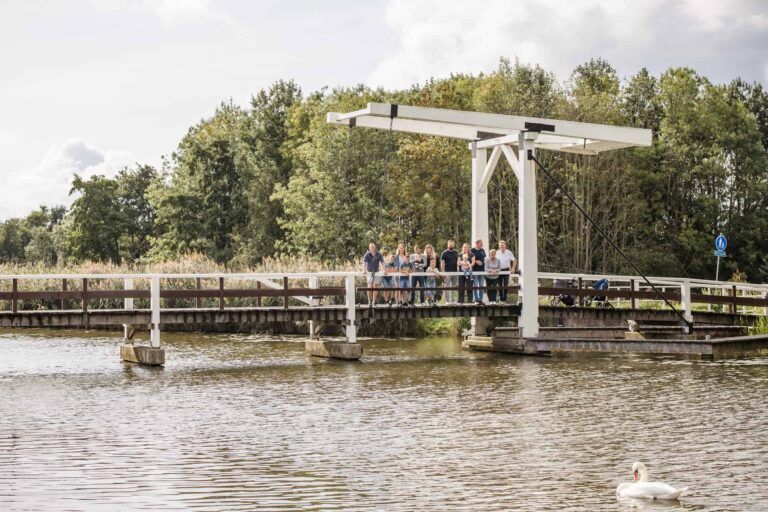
(1, 330), (767, 511)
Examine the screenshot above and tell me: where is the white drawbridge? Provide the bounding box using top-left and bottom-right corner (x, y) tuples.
(327, 103), (652, 337)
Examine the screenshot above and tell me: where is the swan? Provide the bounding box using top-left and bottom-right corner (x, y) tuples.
(616, 462), (688, 500)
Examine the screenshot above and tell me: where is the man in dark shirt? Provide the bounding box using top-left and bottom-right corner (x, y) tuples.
(362, 243), (384, 306)
(440, 239), (459, 304)
(470, 239), (487, 303)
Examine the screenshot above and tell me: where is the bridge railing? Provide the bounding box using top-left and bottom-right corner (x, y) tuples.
(0, 272), (765, 320)
(539, 272), (768, 318)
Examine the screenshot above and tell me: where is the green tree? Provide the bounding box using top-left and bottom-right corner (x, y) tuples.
(116, 164), (160, 262)
(67, 175), (124, 263)
(150, 102), (251, 264)
(234, 80), (302, 266)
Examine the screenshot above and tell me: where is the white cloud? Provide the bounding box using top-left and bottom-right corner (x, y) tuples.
(91, 0), (235, 26)
(1, 139), (133, 219)
(368, 0), (768, 89)
(0, 128), (15, 149)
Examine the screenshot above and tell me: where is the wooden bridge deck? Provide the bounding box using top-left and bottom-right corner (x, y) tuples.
(0, 303), (753, 329)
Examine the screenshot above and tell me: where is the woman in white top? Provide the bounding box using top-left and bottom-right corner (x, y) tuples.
(496, 240), (517, 303)
(485, 249), (501, 303)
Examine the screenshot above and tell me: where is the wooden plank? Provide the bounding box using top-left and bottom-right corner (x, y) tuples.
(11, 278), (17, 313)
(630, 279), (635, 309)
(256, 281), (262, 307)
(219, 277), (224, 311)
(61, 279), (67, 310)
(283, 277), (289, 310)
(82, 278), (88, 313)
(196, 277), (202, 308)
(578, 277), (583, 307)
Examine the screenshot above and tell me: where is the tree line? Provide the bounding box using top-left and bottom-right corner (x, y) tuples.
(2, 58), (766, 282)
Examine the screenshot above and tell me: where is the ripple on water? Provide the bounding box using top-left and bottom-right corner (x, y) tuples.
(1, 330), (767, 511)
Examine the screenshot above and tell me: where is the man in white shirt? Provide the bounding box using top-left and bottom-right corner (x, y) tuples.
(496, 240), (517, 303)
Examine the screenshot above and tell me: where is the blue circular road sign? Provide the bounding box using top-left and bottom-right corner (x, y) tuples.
(715, 234), (727, 252)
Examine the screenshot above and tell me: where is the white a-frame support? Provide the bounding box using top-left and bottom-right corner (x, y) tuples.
(473, 135), (539, 337)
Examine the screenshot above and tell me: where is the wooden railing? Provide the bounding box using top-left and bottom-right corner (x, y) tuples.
(0, 271), (765, 346)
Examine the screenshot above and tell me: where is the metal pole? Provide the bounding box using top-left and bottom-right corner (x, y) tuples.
(715, 256), (721, 282)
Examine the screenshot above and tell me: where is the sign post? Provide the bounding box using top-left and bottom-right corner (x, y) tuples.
(714, 234), (727, 281)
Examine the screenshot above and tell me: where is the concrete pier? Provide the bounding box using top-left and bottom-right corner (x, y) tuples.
(120, 344), (165, 365)
(305, 340), (362, 360)
(462, 327), (768, 360)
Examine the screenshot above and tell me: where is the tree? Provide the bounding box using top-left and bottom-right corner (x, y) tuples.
(150, 102), (251, 264)
(234, 80), (302, 266)
(116, 164), (160, 262)
(67, 174), (124, 263)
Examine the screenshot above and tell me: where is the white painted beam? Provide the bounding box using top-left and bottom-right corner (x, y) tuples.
(518, 134), (539, 338)
(369, 103), (652, 147)
(478, 146), (501, 193)
(500, 144), (521, 181)
(331, 103), (653, 150)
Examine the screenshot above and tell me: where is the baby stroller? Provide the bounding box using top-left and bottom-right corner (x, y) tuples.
(584, 278), (612, 308)
(549, 277), (578, 307)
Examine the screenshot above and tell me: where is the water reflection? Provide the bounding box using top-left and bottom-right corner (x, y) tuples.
(1, 329), (767, 510)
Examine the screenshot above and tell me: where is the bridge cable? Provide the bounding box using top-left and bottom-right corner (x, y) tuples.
(528, 151), (694, 333)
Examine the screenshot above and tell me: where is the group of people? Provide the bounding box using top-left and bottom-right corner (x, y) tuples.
(362, 239), (518, 307)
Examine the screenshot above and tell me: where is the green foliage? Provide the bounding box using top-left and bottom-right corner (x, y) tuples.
(67, 174), (124, 263)
(748, 316), (768, 335)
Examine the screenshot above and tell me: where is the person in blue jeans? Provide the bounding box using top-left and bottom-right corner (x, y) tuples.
(457, 243), (473, 304)
(470, 238), (486, 303)
(394, 243), (412, 306)
(410, 244), (426, 304)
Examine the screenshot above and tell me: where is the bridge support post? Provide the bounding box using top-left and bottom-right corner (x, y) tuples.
(308, 276), (320, 340)
(305, 274), (362, 360)
(122, 277), (134, 341)
(518, 133), (540, 338)
(121, 275), (165, 366)
(680, 279), (693, 327)
(470, 142), (490, 335)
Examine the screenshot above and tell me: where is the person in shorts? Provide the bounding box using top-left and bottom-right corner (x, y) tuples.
(362, 243), (384, 306)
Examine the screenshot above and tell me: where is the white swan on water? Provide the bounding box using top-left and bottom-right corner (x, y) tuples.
(616, 462), (688, 500)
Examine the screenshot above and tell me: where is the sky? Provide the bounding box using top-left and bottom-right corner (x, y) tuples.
(1, 0), (766, 220)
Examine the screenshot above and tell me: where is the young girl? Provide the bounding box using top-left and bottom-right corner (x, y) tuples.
(424, 257), (440, 305)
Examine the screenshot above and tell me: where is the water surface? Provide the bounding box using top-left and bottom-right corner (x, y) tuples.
(1, 330), (767, 511)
